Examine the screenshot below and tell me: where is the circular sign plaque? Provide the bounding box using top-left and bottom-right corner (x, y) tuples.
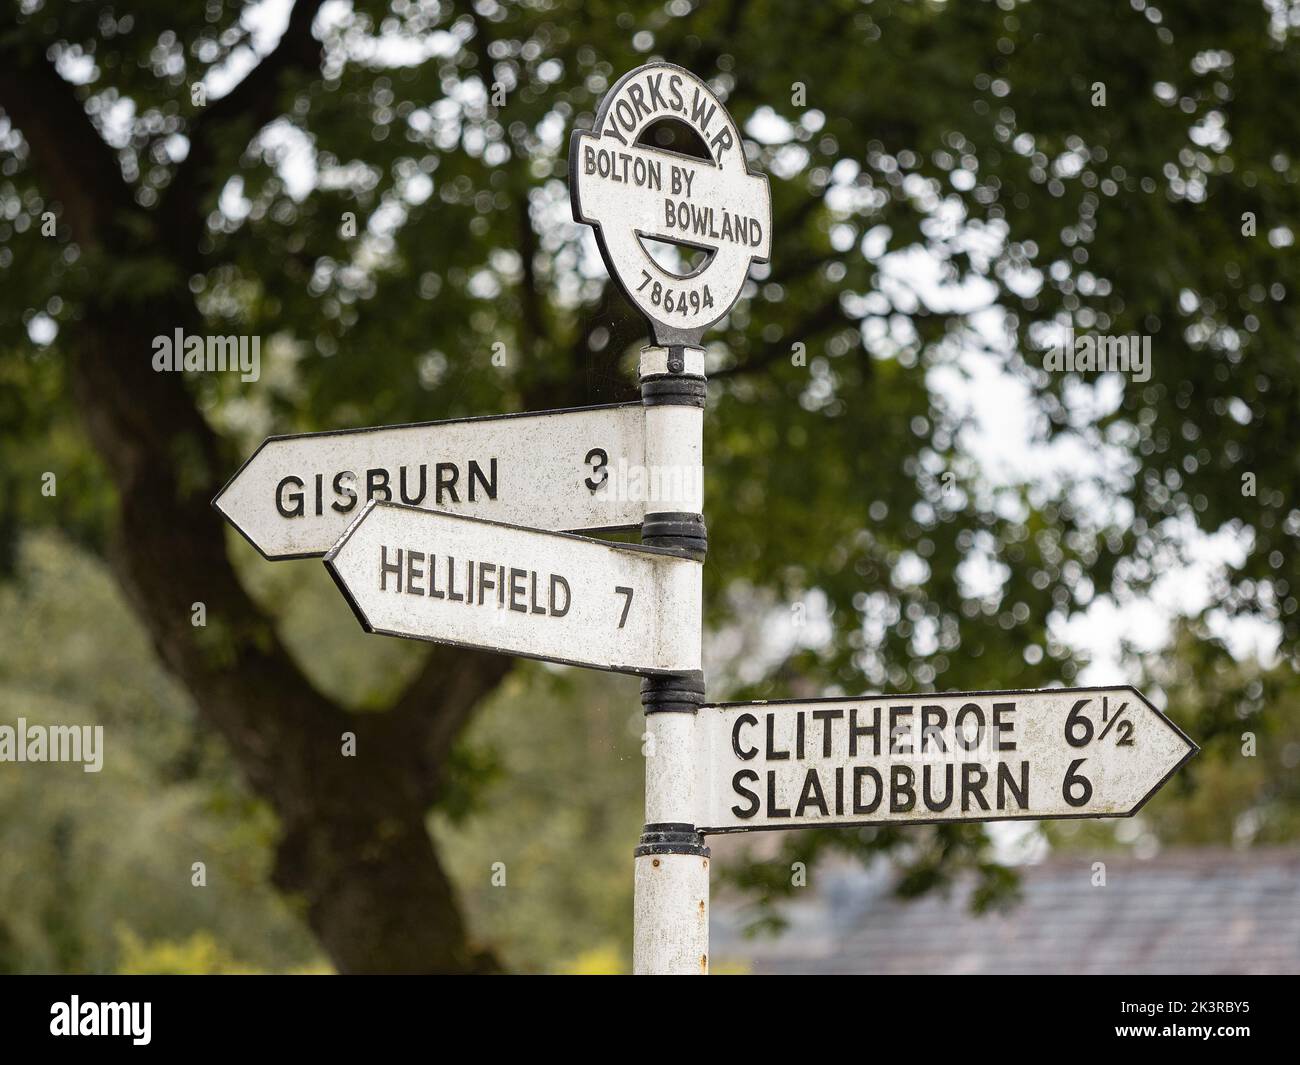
(570, 62), (772, 346)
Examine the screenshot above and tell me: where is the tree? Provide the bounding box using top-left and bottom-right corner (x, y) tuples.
(2, 0), (1296, 971)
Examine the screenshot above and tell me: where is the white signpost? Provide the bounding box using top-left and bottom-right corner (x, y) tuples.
(571, 61), (771, 344)
(324, 501), (701, 675)
(213, 58), (1197, 978)
(695, 687), (1197, 833)
(214, 403), (652, 559)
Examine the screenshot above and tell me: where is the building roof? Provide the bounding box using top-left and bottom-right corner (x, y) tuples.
(710, 848), (1300, 975)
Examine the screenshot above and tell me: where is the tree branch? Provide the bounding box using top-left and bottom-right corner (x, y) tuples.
(712, 293), (855, 380)
(0, 48), (136, 246)
(159, 0), (327, 259)
(517, 195), (547, 356)
(385, 645), (515, 801)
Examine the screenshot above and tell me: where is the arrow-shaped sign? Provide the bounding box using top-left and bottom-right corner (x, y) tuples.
(214, 402), (659, 559)
(695, 686), (1196, 833)
(325, 501), (701, 675)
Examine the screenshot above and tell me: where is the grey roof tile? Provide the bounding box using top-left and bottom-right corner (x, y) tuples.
(711, 847), (1300, 975)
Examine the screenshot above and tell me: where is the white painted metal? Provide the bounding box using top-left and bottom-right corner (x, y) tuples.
(324, 501), (701, 675)
(631, 341), (708, 975)
(641, 350), (704, 515)
(214, 403), (648, 559)
(639, 345), (706, 378)
(633, 851), (710, 975)
(571, 63), (771, 345)
(695, 686), (1197, 833)
(645, 711), (700, 825)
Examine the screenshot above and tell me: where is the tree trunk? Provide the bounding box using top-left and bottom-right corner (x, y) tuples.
(3, 13), (511, 973)
(68, 299), (502, 973)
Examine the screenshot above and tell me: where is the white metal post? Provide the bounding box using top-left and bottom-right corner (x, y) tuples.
(633, 344), (710, 975)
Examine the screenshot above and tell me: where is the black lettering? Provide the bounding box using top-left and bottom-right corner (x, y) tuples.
(628, 82), (650, 120)
(955, 702), (985, 751)
(614, 98), (637, 134)
(331, 471), (357, 513)
(890, 765), (916, 812)
(993, 702), (1017, 752)
(732, 713), (758, 760)
(509, 568), (527, 612)
(646, 72), (668, 112)
(399, 464), (427, 505)
(405, 549), (425, 596)
(997, 761), (1029, 810)
(435, 462), (460, 504)
(850, 706), (881, 757)
(469, 458), (497, 501)
(690, 89), (715, 131)
(549, 574), (570, 617)
(795, 769), (829, 818)
(923, 764), (954, 811)
(766, 771), (790, 818)
(276, 476), (305, 518)
(668, 74), (684, 111)
(366, 467), (391, 502)
(765, 713), (790, 760)
(731, 771), (760, 819)
(920, 705), (948, 753)
(380, 545), (402, 593)
(447, 556), (463, 602)
(853, 766), (882, 814)
(961, 763), (990, 811)
(812, 708), (843, 757)
(889, 705), (914, 754)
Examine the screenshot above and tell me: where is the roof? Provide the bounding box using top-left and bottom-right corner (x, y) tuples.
(710, 848), (1300, 975)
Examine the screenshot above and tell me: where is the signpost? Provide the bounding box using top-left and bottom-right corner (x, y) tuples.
(695, 687), (1197, 833)
(571, 61), (771, 345)
(568, 61), (776, 976)
(324, 501), (701, 675)
(214, 402), (653, 559)
(214, 58), (1197, 977)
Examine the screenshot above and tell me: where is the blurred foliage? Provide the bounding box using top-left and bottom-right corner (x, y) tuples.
(1, 0), (1298, 968)
(115, 929), (331, 974)
(1048, 619), (1300, 854)
(431, 665), (645, 970)
(0, 531), (649, 970)
(0, 532), (322, 973)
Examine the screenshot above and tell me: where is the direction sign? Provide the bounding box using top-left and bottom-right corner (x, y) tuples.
(571, 62), (771, 345)
(695, 686), (1196, 833)
(325, 501), (701, 675)
(213, 402), (650, 559)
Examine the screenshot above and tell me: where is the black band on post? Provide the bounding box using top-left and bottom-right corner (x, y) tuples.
(642, 511), (707, 559)
(640, 376), (707, 407)
(635, 823), (710, 858)
(641, 670), (705, 714)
